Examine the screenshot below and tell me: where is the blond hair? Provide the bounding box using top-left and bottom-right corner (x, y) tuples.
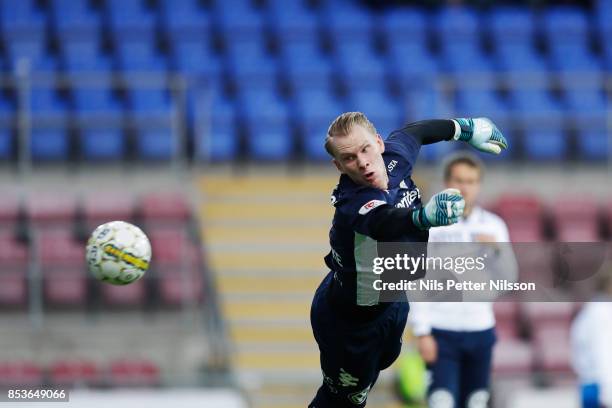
(325, 112), (377, 157)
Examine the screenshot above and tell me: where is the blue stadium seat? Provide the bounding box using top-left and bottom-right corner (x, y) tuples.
(441, 43), (494, 75)
(435, 7), (480, 43)
(281, 42), (333, 92)
(549, 44), (602, 72)
(171, 41), (222, 80)
(542, 6), (589, 46)
(495, 43), (548, 85)
(61, 40), (113, 75)
(51, 0), (99, 39)
(522, 126), (568, 161)
(195, 97), (239, 161)
(127, 89), (171, 115)
(323, 3), (374, 43)
(293, 89), (343, 161)
(105, 0), (155, 37)
(135, 126), (175, 160)
(30, 88), (67, 115)
(226, 42), (278, 91)
(267, 0), (309, 15)
(30, 127), (70, 161)
(0, 0), (45, 38)
(114, 41), (167, 72)
(270, 7), (319, 45)
(72, 86), (123, 118)
(241, 90), (292, 160)
(4, 38), (47, 70)
(387, 43), (439, 88)
(489, 7), (535, 44)
(159, 0), (211, 40)
(0, 128), (11, 159)
(80, 129), (125, 160)
(345, 89), (403, 139)
(381, 8), (429, 45)
(564, 89), (607, 160)
(334, 43), (387, 91)
(216, 4), (264, 42)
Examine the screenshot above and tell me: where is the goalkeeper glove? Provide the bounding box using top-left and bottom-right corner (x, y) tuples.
(412, 188), (465, 230)
(453, 117), (508, 154)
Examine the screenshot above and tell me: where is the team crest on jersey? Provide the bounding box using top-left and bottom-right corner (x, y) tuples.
(348, 385), (371, 405)
(358, 200), (386, 215)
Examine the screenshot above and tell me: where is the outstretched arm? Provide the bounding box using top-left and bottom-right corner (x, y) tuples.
(392, 118), (509, 154)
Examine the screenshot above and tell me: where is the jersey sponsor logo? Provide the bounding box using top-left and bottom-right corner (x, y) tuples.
(395, 188), (421, 209)
(338, 368), (359, 387)
(348, 384), (371, 405)
(358, 199), (386, 215)
(387, 159), (398, 173)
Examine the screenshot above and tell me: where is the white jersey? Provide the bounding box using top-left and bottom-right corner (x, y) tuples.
(571, 301), (612, 406)
(409, 206), (513, 335)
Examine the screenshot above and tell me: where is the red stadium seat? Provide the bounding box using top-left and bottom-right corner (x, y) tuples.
(49, 360), (102, 387)
(0, 195), (20, 232)
(140, 192), (191, 224)
(492, 339), (534, 375)
(520, 302), (574, 334)
(0, 361), (44, 387)
(159, 268), (204, 306)
(532, 324), (572, 374)
(0, 236), (28, 307)
(551, 198), (600, 241)
(493, 302), (520, 340)
(27, 194), (77, 228)
(82, 194), (135, 231)
(101, 279), (146, 307)
(38, 230), (88, 307)
(494, 195), (544, 242)
(148, 228), (199, 265)
(108, 359), (160, 387)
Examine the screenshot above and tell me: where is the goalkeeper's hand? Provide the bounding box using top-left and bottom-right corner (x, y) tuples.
(453, 117), (508, 154)
(412, 188), (465, 230)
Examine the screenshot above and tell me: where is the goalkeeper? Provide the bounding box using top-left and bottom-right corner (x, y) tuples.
(309, 113), (507, 407)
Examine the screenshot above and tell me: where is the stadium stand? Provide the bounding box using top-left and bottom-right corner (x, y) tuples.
(0, 0), (607, 163)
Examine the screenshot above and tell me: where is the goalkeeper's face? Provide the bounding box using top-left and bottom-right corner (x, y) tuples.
(331, 125), (388, 190)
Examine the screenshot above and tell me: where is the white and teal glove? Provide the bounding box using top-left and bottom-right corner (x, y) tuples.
(453, 117), (508, 154)
(412, 188), (465, 230)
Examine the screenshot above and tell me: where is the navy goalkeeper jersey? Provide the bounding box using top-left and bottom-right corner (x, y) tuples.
(324, 129), (429, 309)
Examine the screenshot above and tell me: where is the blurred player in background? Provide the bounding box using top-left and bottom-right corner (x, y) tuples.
(309, 113), (508, 407)
(405, 153), (516, 408)
(571, 269), (612, 408)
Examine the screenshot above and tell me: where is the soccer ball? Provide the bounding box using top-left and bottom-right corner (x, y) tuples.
(86, 221), (152, 285)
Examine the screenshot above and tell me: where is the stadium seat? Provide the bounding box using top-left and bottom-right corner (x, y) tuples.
(281, 42), (333, 92)
(493, 302), (520, 340)
(0, 361), (44, 387)
(335, 44), (388, 92)
(434, 6), (480, 43)
(542, 6), (590, 46)
(49, 360), (102, 387)
(114, 41), (167, 72)
(532, 324), (572, 374)
(226, 42), (279, 92)
(550, 198), (600, 241)
(72, 86), (123, 119)
(441, 43), (494, 76)
(241, 90), (292, 160)
(521, 302), (574, 330)
(215, 2), (264, 42)
(61, 40), (112, 74)
(170, 40), (222, 80)
(495, 43), (549, 85)
(494, 195), (544, 242)
(0, 128), (13, 160)
(0, 0), (45, 39)
(489, 7), (535, 44)
(381, 7), (429, 45)
(345, 89), (403, 139)
(270, 5), (319, 44)
(159, 0), (211, 39)
(101, 280), (146, 307)
(195, 97), (240, 161)
(141, 193), (191, 224)
(293, 89), (343, 161)
(82, 194), (135, 231)
(159, 269), (204, 307)
(0, 236), (28, 307)
(51, 0), (100, 40)
(38, 229), (87, 307)
(134, 127), (175, 161)
(492, 339), (533, 375)
(322, 3), (374, 43)
(387, 43), (439, 88)
(30, 127), (71, 161)
(0, 195), (20, 232)
(105, 0), (156, 38)
(108, 359), (160, 387)
(80, 129), (126, 161)
(27, 195), (77, 227)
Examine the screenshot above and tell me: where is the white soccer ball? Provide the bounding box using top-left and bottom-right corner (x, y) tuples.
(86, 221), (152, 285)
